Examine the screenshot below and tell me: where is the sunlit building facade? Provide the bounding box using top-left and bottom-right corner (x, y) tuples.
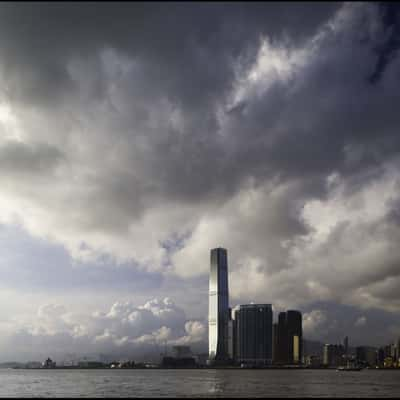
(208, 248), (230, 361)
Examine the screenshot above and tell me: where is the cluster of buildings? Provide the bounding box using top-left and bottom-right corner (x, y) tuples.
(33, 247), (400, 370)
(162, 345), (198, 368)
(208, 248), (303, 366)
(375, 342), (400, 368)
(319, 337), (400, 369)
(208, 247), (400, 369)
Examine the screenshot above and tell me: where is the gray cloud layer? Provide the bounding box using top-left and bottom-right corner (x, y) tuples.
(0, 2), (399, 357)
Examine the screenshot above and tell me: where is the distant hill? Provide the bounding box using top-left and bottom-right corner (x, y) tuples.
(303, 339), (357, 357)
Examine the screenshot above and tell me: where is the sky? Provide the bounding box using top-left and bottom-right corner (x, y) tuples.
(0, 2), (399, 362)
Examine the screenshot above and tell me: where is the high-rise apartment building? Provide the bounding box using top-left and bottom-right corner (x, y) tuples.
(209, 248), (230, 361)
(234, 304), (273, 366)
(276, 312), (288, 364)
(323, 343), (345, 367)
(356, 346), (377, 367)
(272, 322), (279, 363)
(287, 310), (302, 364)
(274, 310), (303, 365)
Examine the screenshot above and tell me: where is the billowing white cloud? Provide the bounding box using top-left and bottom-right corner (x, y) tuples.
(0, 297), (206, 362)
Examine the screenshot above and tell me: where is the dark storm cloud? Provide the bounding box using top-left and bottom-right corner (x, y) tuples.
(6, 2), (397, 220)
(0, 2), (341, 104)
(224, 7), (400, 189)
(0, 2), (396, 263)
(0, 2), (343, 203)
(0, 2), (395, 246)
(369, 2), (400, 83)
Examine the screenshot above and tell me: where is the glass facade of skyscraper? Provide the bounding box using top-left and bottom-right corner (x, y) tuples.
(208, 248), (229, 361)
(234, 304), (273, 366)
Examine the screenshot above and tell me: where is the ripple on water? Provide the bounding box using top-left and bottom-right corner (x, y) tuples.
(0, 369), (399, 397)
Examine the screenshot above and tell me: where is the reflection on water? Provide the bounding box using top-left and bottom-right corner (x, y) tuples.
(0, 369), (399, 397)
(208, 371), (229, 395)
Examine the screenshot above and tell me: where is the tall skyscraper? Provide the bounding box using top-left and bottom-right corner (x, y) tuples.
(209, 248), (230, 361)
(344, 336), (349, 356)
(234, 304), (273, 366)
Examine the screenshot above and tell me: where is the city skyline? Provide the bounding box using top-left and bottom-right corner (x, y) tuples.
(0, 243), (398, 364)
(2, 245), (398, 366)
(0, 2), (399, 362)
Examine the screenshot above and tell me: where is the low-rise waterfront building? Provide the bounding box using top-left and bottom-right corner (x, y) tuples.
(305, 355), (322, 367)
(356, 346), (377, 367)
(42, 358), (56, 368)
(323, 344), (345, 367)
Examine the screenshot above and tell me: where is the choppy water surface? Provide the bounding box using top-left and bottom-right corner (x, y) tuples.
(0, 369), (399, 397)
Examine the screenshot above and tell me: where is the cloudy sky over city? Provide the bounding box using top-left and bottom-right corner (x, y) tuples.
(0, 2), (399, 361)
